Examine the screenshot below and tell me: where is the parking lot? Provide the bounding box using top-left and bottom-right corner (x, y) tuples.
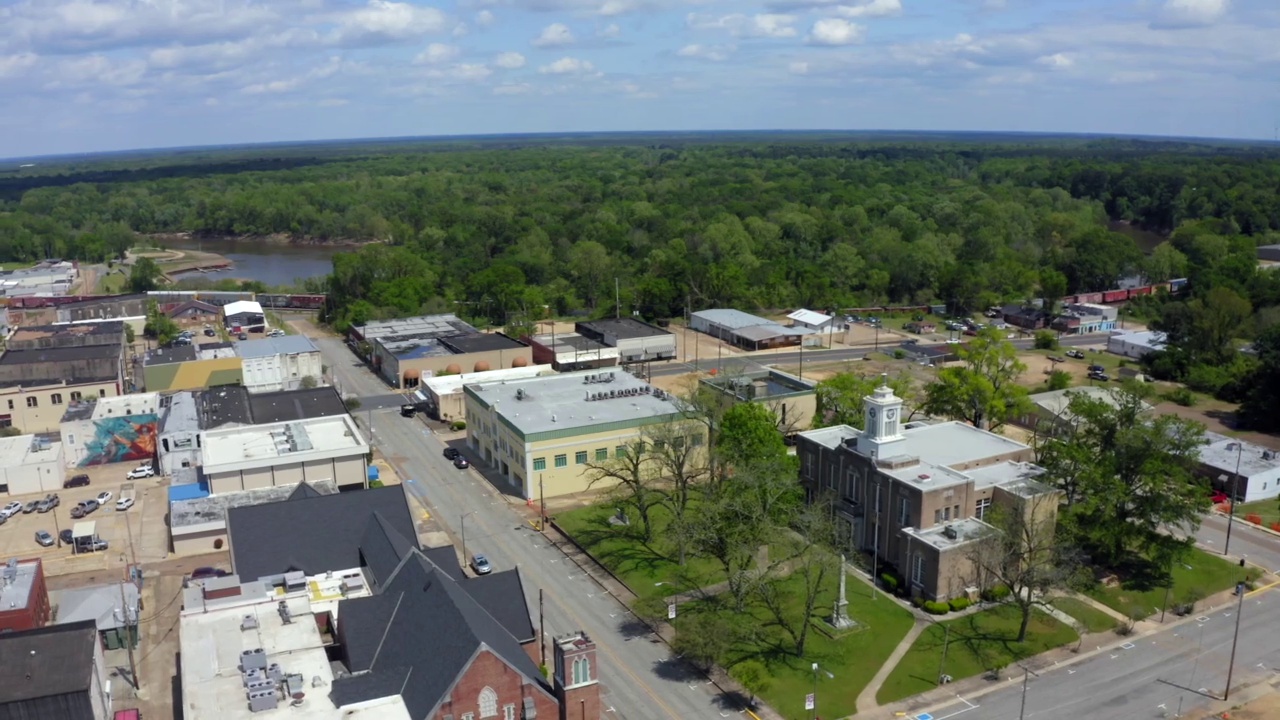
(0, 460), (172, 577)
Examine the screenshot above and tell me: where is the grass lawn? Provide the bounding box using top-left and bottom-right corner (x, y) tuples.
(554, 503), (724, 599)
(1084, 546), (1261, 620)
(876, 604), (1079, 705)
(1048, 597), (1118, 634)
(717, 570), (914, 720)
(96, 271), (127, 293)
(1235, 499), (1280, 528)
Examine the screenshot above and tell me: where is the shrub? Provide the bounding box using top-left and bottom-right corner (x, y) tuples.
(923, 601), (951, 615)
(368, 479), (384, 488)
(1047, 370), (1072, 391)
(910, 596), (925, 609)
(450, 420), (467, 431)
(880, 573), (899, 594)
(1246, 513), (1263, 525)
(893, 349), (906, 359)
(1033, 331), (1059, 350)
(948, 597), (972, 612)
(981, 585), (1012, 602)
(1163, 387), (1197, 407)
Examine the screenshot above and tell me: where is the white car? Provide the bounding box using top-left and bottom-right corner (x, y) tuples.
(126, 465), (155, 479)
(115, 497), (135, 511)
(96, 491), (113, 505)
(0, 501), (23, 518)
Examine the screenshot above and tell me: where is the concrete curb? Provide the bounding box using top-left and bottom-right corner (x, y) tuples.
(1212, 508), (1280, 540)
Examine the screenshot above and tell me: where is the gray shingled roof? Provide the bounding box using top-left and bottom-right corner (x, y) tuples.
(0, 620), (97, 702)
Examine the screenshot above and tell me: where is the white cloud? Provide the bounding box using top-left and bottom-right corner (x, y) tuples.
(1155, 0), (1230, 28)
(597, 0), (636, 15)
(532, 22), (575, 47)
(789, 60), (809, 74)
(440, 63), (492, 80)
(538, 56), (595, 73)
(318, 97), (349, 107)
(414, 42), (460, 64)
(687, 13), (798, 38)
(1035, 52), (1073, 68)
(493, 51), (526, 68)
(676, 43), (733, 61)
(597, 23), (621, 38)
(0, 53), (39, 78)
(328, 1), (448, 47)
(475, 9), (496, 26)
(807, 18), (864, 45)
(452, 22), (469, 37)
(832, 0), (902, 18)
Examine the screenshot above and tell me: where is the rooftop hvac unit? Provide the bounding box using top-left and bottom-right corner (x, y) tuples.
(942, 526), (959, 540)
(240, 614), (259, 631)
(246, 679), (276, 693)
(267, 663), (285, 683)
(248, 689), (279, 713)
(241, 648), (268, 671)
(242, 669), (265, 687)
(277, 601), (293, 624)
(516, 388), (526, 400)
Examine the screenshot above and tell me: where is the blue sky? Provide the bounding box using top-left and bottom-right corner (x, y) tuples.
(0, 0), (1277, 157)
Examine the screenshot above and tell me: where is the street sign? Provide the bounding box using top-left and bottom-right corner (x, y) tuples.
(804, 693), (815, 711)
(667, 602), (676, 620)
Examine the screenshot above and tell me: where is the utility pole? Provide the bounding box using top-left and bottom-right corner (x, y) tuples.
(539, 474), (546, 532)
(1224, 580), (1246, 701)
(539, 589), (547, 669)
(615, 277), (620, 319)
(118, 568), (139, 692)
(937, 623), (951, 685)
(1224, 442), (1244, 556)
(1018, 664), (1039, 720)
(461, 511), (475, 563)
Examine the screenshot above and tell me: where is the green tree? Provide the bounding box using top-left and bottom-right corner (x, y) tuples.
(1047, 370), (1072, 391)
(1143, 243), (1189, 283)
(814, 371), (913, 429)
(671, 613), (737, 672)
(1038, 268), (1068, 316)
(142, 299), (179, 345)
(717, 401), (786, 467)
(733, 660), (772, 707)
(299, 375), (318, 389)
(1039, 384), (1206, 566)
(1239, 324), (1280, 431)
(921, 328), (1031, 431)
(124, 324), (135, 346)
(128, 257), (163, 292)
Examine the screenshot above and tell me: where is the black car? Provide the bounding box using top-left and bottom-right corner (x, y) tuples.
(1088, 364), (1106, 373)
(453, 456), (470, 469)
(1088, 371), (1110, 382)
(63, 474), (90, 489)
(59, 529), (73, 545)
(400, 404), (417, 418)
(191, 566), (230, 579)
(443, 447), (460, 460)
(238, 332), (248, 341)
(204, 328), (217, 337)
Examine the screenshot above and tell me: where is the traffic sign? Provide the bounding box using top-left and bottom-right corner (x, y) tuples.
(667, 601), (676, 620)
(804, 693), (815, 710)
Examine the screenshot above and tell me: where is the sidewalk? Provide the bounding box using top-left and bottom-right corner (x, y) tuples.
(856, 621), (927, 713)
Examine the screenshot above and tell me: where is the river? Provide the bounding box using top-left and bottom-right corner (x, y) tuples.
(161, 236), (347, 288)
(1108, 220), (1167, 255)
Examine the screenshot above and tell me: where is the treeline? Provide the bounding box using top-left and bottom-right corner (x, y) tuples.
(3, 139), (1280, 332)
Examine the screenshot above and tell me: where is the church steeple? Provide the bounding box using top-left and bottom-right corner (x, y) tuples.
(857, 374), (905, 458)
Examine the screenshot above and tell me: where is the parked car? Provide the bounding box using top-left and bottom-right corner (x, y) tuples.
(22, 500), (40, 514)
(34, 530), (54, 547)
(1209, 491), (1230, 505)
(453, 455), (470, 469)
(36, 495), (59, 513)
(1088, 364), (1106, 373)
(1066, 349), (1085, 359)
(237, 332), (248, 341)
(267, 329), (285, 337)
(96, 491), (113, 505)
(116, 497), (135, 511)
(126, 465), (155, 479)
(72, 499), (99, 518)
(191, 566), (230, 579)
(471, 554), (492, 575)
(400, 404), (417, 418)
(442, 447), (460, 460)
(59, 529), (73, 545)
(64, 474), (90, 488)
(1088, 372), (1110, 382)
(204, 328), (217, 337)
(1, 501), (24, 518)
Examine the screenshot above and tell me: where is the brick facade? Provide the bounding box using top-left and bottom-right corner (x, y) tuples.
(553, 632), (601, 720)
(433, 649), (559, 720)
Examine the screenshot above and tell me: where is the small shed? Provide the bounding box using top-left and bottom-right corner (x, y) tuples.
(787, 309), (835, 332)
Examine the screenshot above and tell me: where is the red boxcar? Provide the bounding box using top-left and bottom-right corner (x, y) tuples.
(1102, 290), (1130, 303)
(1130, 286), (1153, 297)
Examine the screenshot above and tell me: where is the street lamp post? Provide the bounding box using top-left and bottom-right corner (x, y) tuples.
(1018, 663), (1039, 720)
(461, 511), (476, 563)
(1224, 580), (1246, 701)
(1224, 443), (1245, 557)
(808, 662), (833, 720)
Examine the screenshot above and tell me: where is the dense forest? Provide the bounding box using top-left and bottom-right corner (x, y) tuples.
(2, 136), (1279, 332)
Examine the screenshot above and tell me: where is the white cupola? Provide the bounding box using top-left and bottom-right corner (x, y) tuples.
(857, 374), (905, 458)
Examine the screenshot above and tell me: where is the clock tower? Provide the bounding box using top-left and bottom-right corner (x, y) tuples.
(856, 375), (905, 459)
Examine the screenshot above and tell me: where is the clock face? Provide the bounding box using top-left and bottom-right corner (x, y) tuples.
(868, 407), (877, 419)
(886, 409), (897, 421)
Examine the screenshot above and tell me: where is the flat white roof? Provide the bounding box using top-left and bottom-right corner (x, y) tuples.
(787, 308), (833, 326)
(1199, 432), (1280, 479)
(420, 364), (553, 397)
(201, 415), (368, 475)
(890, 421), (1030, 468)
(467, 368), (680, 437)
(0, 434), (61, 469)
(180, 578), (411, 720)
(1109, 330), (1166, 350)
(223, 300), (264, 316)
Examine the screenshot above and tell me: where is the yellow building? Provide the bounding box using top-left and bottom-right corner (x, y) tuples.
(463, 369), (689, 499)
(0, 379), (120, 434)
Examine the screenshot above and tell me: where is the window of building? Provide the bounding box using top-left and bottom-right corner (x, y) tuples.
(533, 457), (546, 471)
(70, 391), (81, 402)
(943, 506), (951, 521)
(554, 454), (567, 468)
(672, 436), (685, 449)
(575, 451), (587, 465)
(975, 497), (992, 520)
(595, 448), (607, 461)
(51, 393), (63, 405)
(897, 496), (909, 526)
(691, 434), (704, 447)
(572, 657), (591, 685)
(934, 509), (942, 524)
(615, 445), (626, 458)
(5, 400), (11, 410)
(99, 388), (108, 397)
(0, 417), (11, 429)
(478, 687), (497, 718)
(912, 553), (925, 585)
(25, 397), (37, 408)
(503, 704), (516, 720)
(462, 714), (474, 720)
(953, 504), (960, 519)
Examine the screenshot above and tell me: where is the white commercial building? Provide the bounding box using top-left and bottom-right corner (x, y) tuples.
(1107, 330), (1167, 359)
(1198, 432), (1280, 503)
(415, 364), (553, 423)
(236, 335), (324, 393)
(787, 308), (837, 332)
(200, 415), (369, 494)
(0, 435), (65, 495)
(179, 573), (411, 720)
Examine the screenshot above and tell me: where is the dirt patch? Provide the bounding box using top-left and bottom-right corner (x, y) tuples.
(1220, 690), (1280, 719)
(1154, 401), (1280, 450)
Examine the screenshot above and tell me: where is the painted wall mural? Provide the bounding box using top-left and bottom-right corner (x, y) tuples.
(78, 414), (159, 467)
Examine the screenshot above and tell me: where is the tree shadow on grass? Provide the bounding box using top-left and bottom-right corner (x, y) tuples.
(569, 518), (682, 587)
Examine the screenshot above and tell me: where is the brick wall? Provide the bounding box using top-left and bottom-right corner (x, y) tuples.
(432, 649), (558, 720)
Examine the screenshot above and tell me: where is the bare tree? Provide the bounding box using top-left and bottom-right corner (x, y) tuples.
(645, 420), (710, 565)
(584, 437), (663, 544)
(757, 495), (843, 657)
(965, 488), (1076, 642)
(671, 374), (735, 488)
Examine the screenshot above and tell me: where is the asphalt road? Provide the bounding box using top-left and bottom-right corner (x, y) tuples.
(917, 584), (1280, 720)
(315, 337), (735, 720)
(1194, 513), (1280, 574)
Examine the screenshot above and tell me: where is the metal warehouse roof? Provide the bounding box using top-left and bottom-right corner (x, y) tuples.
(691, 308), (774, 330)
(787, 309), (832, 326)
